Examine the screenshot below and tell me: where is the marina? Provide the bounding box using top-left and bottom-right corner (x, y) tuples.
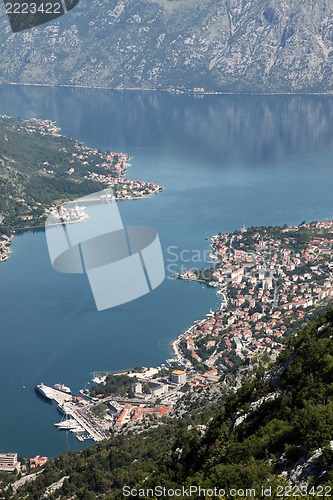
(36, 384), (108, 442)
(55, 419), (84, 433)
(58, 403), (108, 442)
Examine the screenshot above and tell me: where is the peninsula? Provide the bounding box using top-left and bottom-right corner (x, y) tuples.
(174, 220), (333, 374)
(0, 116), (163, 262)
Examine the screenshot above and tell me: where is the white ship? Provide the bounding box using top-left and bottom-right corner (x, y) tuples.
(70, 426), (85, 434)
(54, 383), (71, 394)
(35, 383), (53, 401)
(57, 403), (67, 414)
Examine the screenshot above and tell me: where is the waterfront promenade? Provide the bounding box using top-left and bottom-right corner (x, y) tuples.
(60, 402), (107, 442)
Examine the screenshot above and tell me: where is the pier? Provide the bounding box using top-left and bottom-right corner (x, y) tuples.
(40, 386), (72, 404)
(60, 402), (107, 442)
(39, 385), (107, 442)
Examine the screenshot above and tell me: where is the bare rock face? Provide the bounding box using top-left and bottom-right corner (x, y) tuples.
(0, 0), (332, 92)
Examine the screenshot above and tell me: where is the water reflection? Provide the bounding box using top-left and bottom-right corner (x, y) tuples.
(0, 85), (333, 164)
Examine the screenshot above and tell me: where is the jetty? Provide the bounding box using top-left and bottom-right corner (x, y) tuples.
(37, 384), (107, 442)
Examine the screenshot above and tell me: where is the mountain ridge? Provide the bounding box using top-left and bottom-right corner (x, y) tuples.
(0, 0), (332, 93)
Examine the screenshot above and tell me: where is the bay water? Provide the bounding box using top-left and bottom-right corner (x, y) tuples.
(0, 86), (333, 457)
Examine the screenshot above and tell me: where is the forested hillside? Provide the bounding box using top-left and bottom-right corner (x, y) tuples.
(4, 309), (333, 499)
(0, 116), (104, 231)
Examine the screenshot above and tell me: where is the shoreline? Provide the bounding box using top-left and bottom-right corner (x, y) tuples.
(1, 82), (333, 97)
(165, 216), (333, 374)
(10, 189), (163, 232)
(0, 115), (164, 263)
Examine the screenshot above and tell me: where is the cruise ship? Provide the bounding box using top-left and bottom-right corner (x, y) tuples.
(35, 383), (53, 401)
(54, 383), (71, 394)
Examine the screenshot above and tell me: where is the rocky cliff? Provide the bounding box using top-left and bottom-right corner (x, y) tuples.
(0, 0), (332, 92)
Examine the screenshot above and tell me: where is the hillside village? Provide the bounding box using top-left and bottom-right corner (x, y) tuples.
(175, 219), (333, 376)
(0, 117), (163, 261)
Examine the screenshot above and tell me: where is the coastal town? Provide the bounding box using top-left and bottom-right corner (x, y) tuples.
(175, 219), (333, 373)
(28, 219), (333, 441)
(4, 218), (333, 489)
(0, 116), (163, 264)
(6, 217), (333, 439)
(18, 117), (162, 210)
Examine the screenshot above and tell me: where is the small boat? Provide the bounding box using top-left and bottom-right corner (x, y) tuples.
(55, 419), (77, 429)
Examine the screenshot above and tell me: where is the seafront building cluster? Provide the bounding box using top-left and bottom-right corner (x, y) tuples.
(48, 205), (89, 223)
(85, 171), (162, 199)
(0, 118), (163, 263)
(0, 234), (13, 262)
(89, 369), (186, 431)
(66, 138), (163, 199)
(0, 453), (47, 474)
(175, 220), (333, 371)
(32, 373), (185, 444)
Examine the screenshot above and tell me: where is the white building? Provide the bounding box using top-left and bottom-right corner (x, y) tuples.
(0, 453), (19, 472)
(131, 382), (142, 394)
(170, 370), (187, 385)
(148, 382), (169, 396)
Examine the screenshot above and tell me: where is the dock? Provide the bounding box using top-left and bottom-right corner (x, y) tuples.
(40, 386), (72, 404)
(38, 385), (107, 442)
(60, 402), (107, 442)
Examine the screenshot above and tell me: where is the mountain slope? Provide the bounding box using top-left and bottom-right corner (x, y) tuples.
(0, 116), (111, 232)
(0, 116), (160, 235)
(0, 0), (332, 92)
(5, 309), (333, 499)
(156, 312), (333, 495)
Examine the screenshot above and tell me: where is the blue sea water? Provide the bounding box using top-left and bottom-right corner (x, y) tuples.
(0, 86), (333, 457)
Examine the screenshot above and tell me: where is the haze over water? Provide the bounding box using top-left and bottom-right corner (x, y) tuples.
(0, 86), (333, 457)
